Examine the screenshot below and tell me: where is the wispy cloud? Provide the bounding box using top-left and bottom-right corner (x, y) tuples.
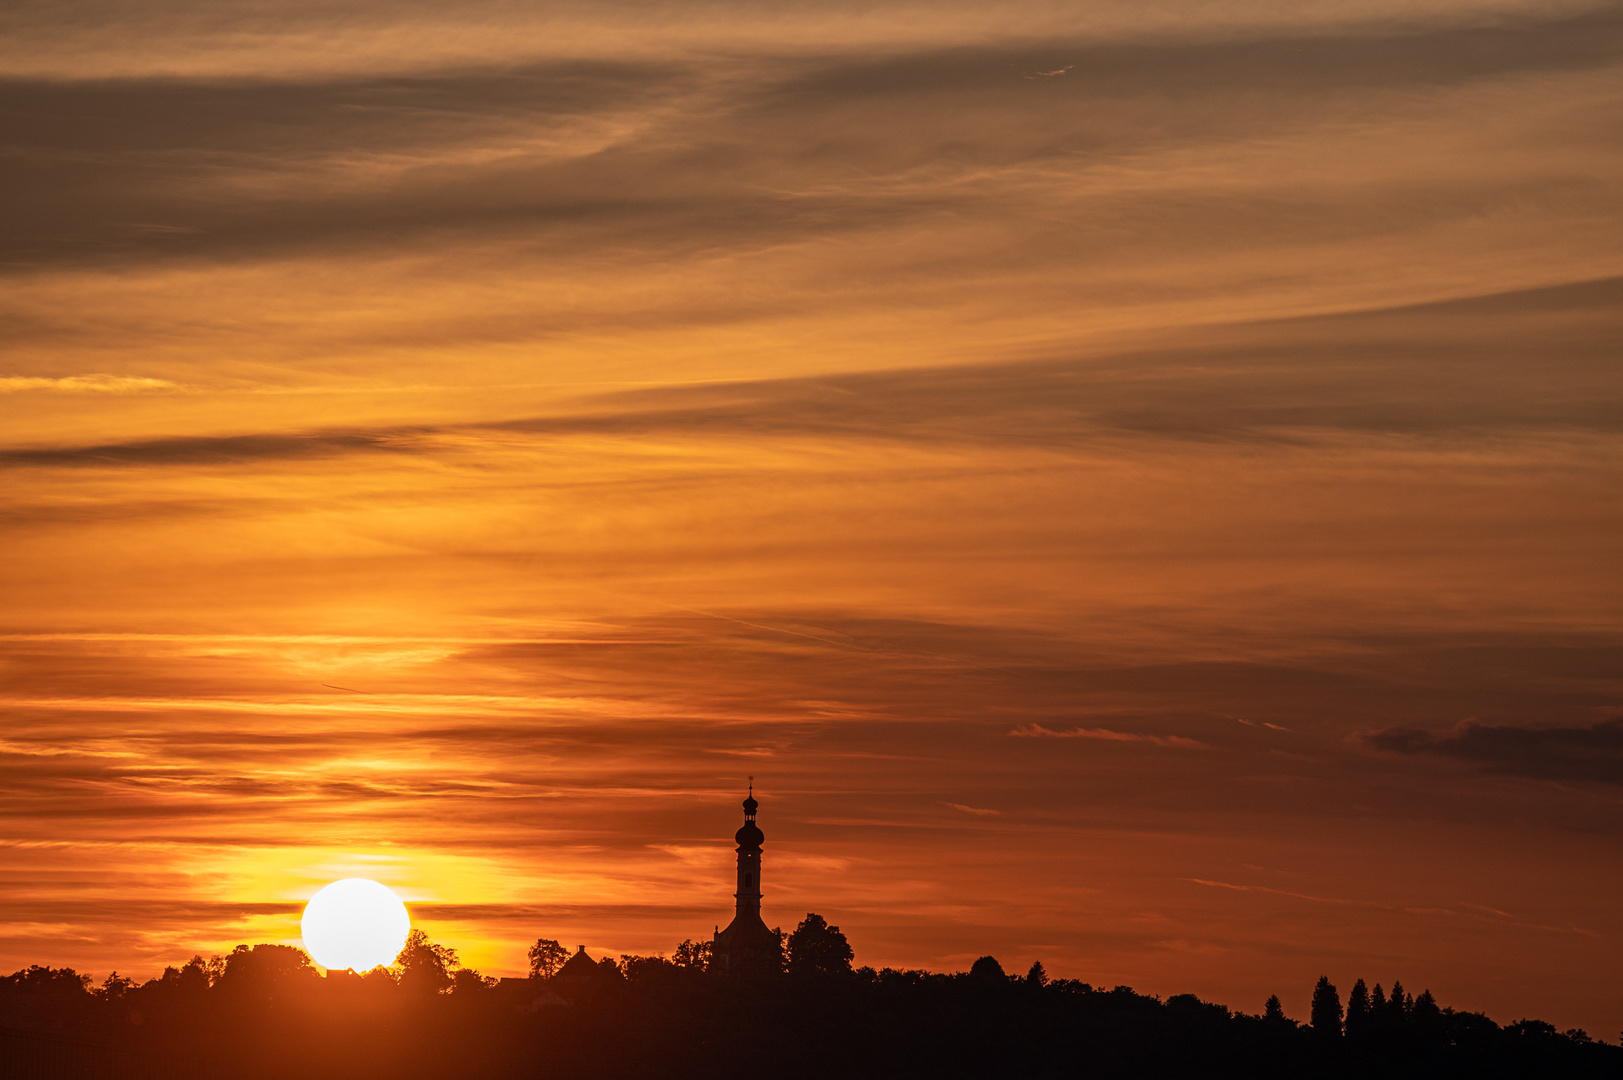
(941, 802), (1001, 816)
(1009, 725), (1207, 748)
(1228, 715), (1293, 733)
(0, 375), (178, 394)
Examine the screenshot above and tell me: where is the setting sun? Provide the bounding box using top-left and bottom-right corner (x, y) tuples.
(300, 879), (411, 973)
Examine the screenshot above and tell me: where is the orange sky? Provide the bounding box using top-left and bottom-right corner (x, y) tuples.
(2, 0), (1621, 1038)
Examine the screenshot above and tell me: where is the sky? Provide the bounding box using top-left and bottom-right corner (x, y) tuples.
(2, 0), (1621, 1037)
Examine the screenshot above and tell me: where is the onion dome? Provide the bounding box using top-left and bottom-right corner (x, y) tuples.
(735, 820), (764, 849)
(742, 793), (759, 816)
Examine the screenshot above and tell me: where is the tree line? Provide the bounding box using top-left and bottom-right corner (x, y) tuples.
(2, 917), (1617, 1079)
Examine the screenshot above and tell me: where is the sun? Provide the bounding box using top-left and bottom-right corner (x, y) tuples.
(300, 878), (411, 972)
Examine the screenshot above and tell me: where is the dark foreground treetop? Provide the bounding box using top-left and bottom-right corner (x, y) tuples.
(2, 950), (1617, 1080)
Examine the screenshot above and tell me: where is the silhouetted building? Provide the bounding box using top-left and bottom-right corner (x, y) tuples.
(711, 786), (782, 975)
(553, 946), (599, 990)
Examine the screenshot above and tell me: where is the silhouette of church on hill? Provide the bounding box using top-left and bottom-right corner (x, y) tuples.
(710, 783), (783, 975)
(538, 785), (781, 982)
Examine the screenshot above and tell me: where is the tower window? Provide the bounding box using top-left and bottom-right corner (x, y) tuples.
(744, 873), (753, 886)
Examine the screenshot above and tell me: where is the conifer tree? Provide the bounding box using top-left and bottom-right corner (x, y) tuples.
(1310, 976), (1343, 1038)
(1346, 979), (1371, 1040)
(1413, 989), (1442, 1035)
(1264, 994), (1288, 1024)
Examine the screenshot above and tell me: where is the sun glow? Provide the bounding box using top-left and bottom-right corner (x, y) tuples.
(300, 878), (411, 972)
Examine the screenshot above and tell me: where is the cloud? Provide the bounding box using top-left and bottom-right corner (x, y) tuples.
(941, 802), (1000, 816)
(0, 374), (177, 394)
(4, 9), (1620, 273)
(0, 427), (435, 467)
(3, 272), (1619, 471)
(1228, 715), (1292, 733)
(1009, 724), (1206, 748)
(1367, 718), (1623, 786)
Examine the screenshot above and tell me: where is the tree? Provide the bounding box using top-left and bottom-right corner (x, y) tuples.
(1412, 989), (1443, 1040)
(94, 972), (136, 1001)
(621, 954), (679, 983)
(177, 955), (210, 993)
(3, 966), (91, 998)
(361, 965), (397, 990)
(1310, 976), (1342, 1038)
(217, 944), (317, 998)
(968, 956), (1006, 984)
(1264, 994), (1289, 1024)
(1026, 961), (1048, 987)
(450, 968), (495, 994)
(673, 939), (712, 971)
(785, 913), (853, 977)
(396, 929), (459, 995)
(1346, 979), (1372, 1040)
(528, 938), (569, 980)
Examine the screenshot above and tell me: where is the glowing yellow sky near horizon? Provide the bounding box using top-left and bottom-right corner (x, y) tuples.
(1, 0), (1621, 1039)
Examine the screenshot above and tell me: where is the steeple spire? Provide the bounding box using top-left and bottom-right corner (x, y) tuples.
(711, 782), (780, 975)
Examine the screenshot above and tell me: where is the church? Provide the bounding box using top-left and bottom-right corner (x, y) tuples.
(709, 785), (783, 976)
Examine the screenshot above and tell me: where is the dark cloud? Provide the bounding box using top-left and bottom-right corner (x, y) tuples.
(2, 273), (1618, 472)
(768, 9), (1623, 103)
(1368, 718), (1623, 786)
(0, 428), (438, 468)
(2, 8), (1618, 271)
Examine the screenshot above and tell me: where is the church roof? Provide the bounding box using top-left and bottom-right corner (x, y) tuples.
(554, 945), (599, 982)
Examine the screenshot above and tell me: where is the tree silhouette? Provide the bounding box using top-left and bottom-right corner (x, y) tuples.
(1413, 988), (1443, 1040)
(528, 938), (569, 979)
(396, 929), (459, 995)
(1387, 980), (1410, 1025)
(94, 971), (135, 1001)
(361, 964), (397, 989)
(1025, 961), (1047, 987)
(3, 965), (90, 998)
(1346, 978), (1371, 1040)
(177, 955), (209, 994)
(1310, 976), (1342, 1038)
(217, 943), (317, 999)
(672, 939), (712, 971)
(1263, 994), (1289, 1024)
(968, 956), (1006, 984)
(5, 949), (1622, 1079)
(450, 968), (496, 994)
(786, 913), (853, 977)
(620, 954), (682, 983)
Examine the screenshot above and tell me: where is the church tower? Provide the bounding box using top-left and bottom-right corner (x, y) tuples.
(710, 782), (782, 975)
